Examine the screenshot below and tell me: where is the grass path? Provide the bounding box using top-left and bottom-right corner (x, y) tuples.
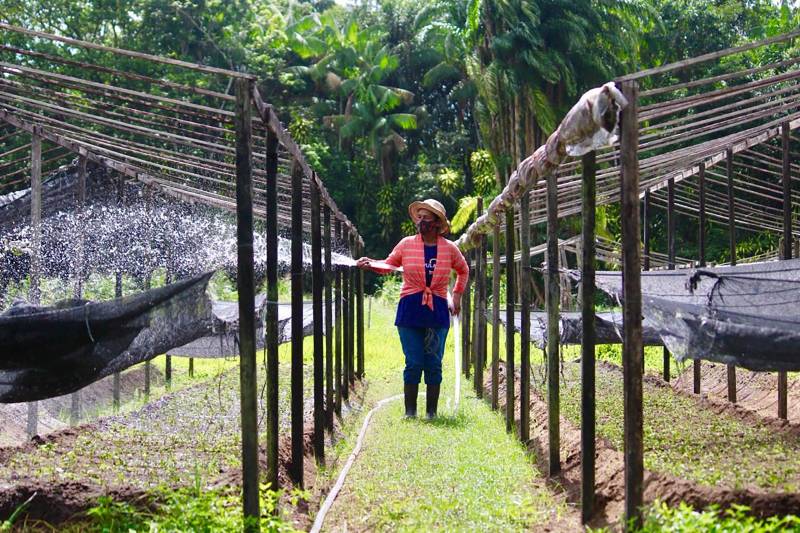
(319, 301), (576, 532)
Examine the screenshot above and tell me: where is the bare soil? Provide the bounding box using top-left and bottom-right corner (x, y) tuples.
(486, 361), (800, 530)
(0, 359), (365, 530)
(671, 361), (800, 427)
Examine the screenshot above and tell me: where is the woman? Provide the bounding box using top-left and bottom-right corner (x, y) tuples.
(357, 199), (469, 419)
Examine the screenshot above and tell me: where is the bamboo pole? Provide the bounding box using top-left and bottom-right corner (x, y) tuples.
(349, 232), (357, 386)
(492, 225), (501, 410)
(311, 176), (325, 462)
(27, 131), (41, 440)
(234, 78), (259, 529)
(726, 148), (737, 403)
(290, 158), (305, 486)
(474, 198), (485, 398)
(505, 208), (516, 434)
(324, 205), (334, 431)
(779, 122), (791, 420)
(619, 80), (644, 529)
(581, 151), (597, 523)
(520, 189), (531, 443)
(546, 170), (560, 475)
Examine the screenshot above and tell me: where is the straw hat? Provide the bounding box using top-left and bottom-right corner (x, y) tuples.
(408, 199), (450, 234)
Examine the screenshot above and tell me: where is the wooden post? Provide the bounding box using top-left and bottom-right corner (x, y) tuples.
(463, 252), (472, 378)
(546, 170), (560, 475)
(71, 155), (88, 426)
(311, 177), (324, 462)
(519, 190), (531, 442)
(643, 190), (651, 272)
(664, 178), (675, 382)
(234, 77), (259, 527)
(113, 175), (124, 411)
(189, 358), (194, 378)
(492, 225), (501, 410)
(348, 233), (357, 386)
(27, 132), (42, 440)
(290, 158), (304, 486)
(342, 230), (351, 397)
(357, 240), (365, 380)
(779, 122), (791, 420)
(619, 80), (644, 529)
(694, 162), (706, 395)
(265, 127), (280, 490)
(505, 208), (516, 434)
(324, 205), (334, 431)
(726, 148), (737, 403)
(473, 198), (485, 398)
(341, 230), (350, 401)
(334, 220), (343, 416)
(581, 151), (597, 523)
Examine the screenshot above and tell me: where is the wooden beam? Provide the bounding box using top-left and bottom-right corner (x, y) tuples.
(311, 176), (325, 462)
(234, 78), (259, 528)
(694, 162), (706, 395)
(519, 192), (530, 439)
(505, 208), (516, 434)
(492, 225), (501, 411)
(290, 158), (305, 486)
(265, 127), (280, 490)
(546, 170), (560, 475)
(324, 205), (334, 431)
(616, 28), (800, 82)
(0, 22), (255, 79)
(726, 148), (737, 403)
(581, 150), (597, 523)
(779, 122), (791, 420)
(474, 197), (485, 398)
(27, 131), (41, 440)
(334, 220), (343, 417)
(619, 80), (644, 530)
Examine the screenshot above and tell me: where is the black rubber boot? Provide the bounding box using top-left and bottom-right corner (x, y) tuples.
(404, 384), (418, 418)
(426, 384), (441, 420)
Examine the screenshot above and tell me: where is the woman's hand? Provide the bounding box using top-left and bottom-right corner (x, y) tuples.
(356, 257), (372, 270)
(449, 292), (462, 316)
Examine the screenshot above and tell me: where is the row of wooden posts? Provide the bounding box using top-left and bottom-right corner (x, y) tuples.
(234, 78), (365, 529)
(454, 81), (794, 527)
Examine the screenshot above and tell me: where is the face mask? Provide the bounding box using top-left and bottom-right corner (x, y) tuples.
(417, 219), (437, 235)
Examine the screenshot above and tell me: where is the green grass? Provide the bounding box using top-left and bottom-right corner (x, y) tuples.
(540, 360), (800, 492)
(319, 301), (570, 531)
(635, 502), (800, 532)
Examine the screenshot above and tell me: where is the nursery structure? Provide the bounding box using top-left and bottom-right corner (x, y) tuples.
(456, 29), (800, 526)
(0, 23), (366, 526)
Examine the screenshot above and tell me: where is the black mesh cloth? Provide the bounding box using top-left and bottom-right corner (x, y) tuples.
(593, 259), (800, 371)
(491, 309), (663, 348)
(0, 273), (213, 402)
(167, 299), (316, 358)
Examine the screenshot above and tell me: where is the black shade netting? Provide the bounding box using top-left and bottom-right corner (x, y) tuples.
(0, 272), (213, 402)
(593, 259), (800, 371)
(167, 299), (317, 358)
(491, 309), (662, 348)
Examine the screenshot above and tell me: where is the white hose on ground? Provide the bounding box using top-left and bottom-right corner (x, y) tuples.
(311, 303), (463, 532)
(310, 394), (403, 533)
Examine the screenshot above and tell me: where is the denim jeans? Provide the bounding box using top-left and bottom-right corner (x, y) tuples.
(397, 326), (449, 385)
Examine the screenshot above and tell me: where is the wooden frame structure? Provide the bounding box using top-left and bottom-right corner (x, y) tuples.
(0, 23), (366, 528)
(457, 29), (799, 528)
